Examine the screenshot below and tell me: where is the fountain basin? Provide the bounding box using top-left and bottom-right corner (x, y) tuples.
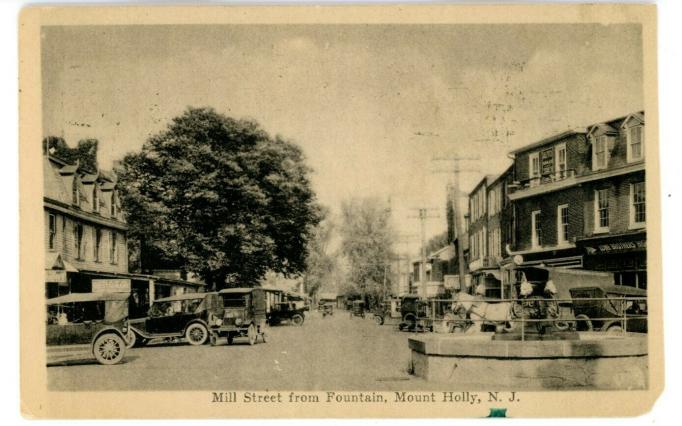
(408, 332), (647, 390)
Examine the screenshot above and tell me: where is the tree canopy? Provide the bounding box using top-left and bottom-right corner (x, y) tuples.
(116, 107), (321, 289)
(43, 136), (99, 172)
(338, 197), (395, 303)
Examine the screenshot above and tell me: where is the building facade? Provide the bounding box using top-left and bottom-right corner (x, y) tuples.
(507, 111), (646, 288)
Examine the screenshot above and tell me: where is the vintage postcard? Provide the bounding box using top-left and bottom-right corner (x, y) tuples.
(19, 3), (662, 419)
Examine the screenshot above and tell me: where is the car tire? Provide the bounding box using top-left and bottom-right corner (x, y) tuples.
(247, 324), (257, 345)
(185, 323), (208, 346)
(291, 314), (304, 326)
(374, 315), (384, 326)
(606, 324), (624, 335)
(93, 333), (126, 365)
(575, 314), (593, 332)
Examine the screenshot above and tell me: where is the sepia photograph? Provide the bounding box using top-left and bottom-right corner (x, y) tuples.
(18, 3), (662, 419)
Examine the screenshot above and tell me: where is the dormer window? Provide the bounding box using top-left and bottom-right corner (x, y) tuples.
(594, 135), (608, 170)
(627, 125), (644, 162)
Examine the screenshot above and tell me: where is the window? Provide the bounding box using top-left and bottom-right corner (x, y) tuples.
(529, 152), (540, 185)
(555, 143), (567, 179)
(595, 189), (610, 232)
(74, 223), (83, 259)
(627, 125), (644, 162)
(531, 210), (542, 248)
(593, 136), (608, 170)
(92, 185), (99, 213)
(72, 177), (80, 206)
(110, 231), (118, 264)
(48, 213), (56, 250)
(94, 228), (102, 261)
(557, 204), (569, 245)
(111, 191), (117, 217)
(631, 182), (646, 227)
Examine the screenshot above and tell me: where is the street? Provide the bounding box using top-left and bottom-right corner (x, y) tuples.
(48, 309), (443, 391)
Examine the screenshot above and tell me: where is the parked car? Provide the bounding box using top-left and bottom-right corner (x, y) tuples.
(570, 285), (647, 333)
(207, 288), (268, 345)
(321, 303), (334, 317)
(269, 300), (306, 326)
(398, 295), (429, 331)
(373, 297), (401, 326)
(350, 300), (366, 318)
(128, 292), (212, 347)
(46, 292), (130, 365)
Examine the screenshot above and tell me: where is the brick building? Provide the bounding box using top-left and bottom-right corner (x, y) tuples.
(507, 111), (646, 288)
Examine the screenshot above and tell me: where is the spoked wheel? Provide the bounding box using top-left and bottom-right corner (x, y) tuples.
(185, 323), (208, 346)
(374, 315), (384, 326)
(247, 324), (257, 345)
(575, 314), (593, 331)
(291, 314), (304, 326)
(93, 333), (125, 365)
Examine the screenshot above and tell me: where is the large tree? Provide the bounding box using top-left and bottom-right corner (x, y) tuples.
(302, 208), (336, 298)
(338, 197), (395, 303)
(116, 107), (321, 289)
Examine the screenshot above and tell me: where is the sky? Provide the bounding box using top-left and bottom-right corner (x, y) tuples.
(41, 24), (644, 256)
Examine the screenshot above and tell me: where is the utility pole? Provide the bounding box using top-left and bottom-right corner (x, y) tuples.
(408, 208), (439, 298)
(431, 155), (480, 291)
(395, 234), (418, 296)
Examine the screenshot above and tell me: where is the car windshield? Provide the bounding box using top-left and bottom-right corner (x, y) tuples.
(47, 301), (107, 324)
(223, 294), (248, 308)
(149, 298), (204, 317)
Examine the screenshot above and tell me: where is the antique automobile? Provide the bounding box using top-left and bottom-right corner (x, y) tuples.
(321, 303), (334, 317)
(397, 295), (429, 331)
(373, 297), (401, 326)
(570, 285), (647, 333)
(46, 292), (130, 365)
(269, 298), (306, 326)
(128, 292), (212, 347)
(207, 288), (268, 345)
(349, 300), (366, 318)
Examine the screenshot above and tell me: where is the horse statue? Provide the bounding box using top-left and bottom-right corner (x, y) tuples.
(447, 292), (515, 334)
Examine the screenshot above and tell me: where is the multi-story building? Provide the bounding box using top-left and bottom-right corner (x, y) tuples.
(44, 151), (204, 316)
(507, 111), (646, 288)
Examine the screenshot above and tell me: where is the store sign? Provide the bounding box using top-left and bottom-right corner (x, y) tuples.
(92, 279), (131, 293)
(443, 275), (460, 290)
(584, 240), (646, 254)
(45, 269), (67, 283)
(540, 148), (554, 176)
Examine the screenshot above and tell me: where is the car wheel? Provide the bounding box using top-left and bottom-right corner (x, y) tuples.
(185, 323), (208, 346)
(574, 314), (593, 332)
(247, 324), (257, 345)
(93, 333), (125, 365)
(606, 324), (624, 335)
(374, 315), (384, 326)
(292, 314), (304, 326)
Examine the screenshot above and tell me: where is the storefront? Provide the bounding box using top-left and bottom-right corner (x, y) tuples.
(577, 231), (647, 289)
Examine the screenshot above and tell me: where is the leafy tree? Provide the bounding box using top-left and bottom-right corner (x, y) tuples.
(302, 208), (336, 297)
(116, 107), (321, 289)
(424, 231), (450, 256)
(43, 136), (99, 172)
(338, 197), (395, 304)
